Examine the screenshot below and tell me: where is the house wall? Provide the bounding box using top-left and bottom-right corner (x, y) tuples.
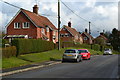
(60, 28), (73, 42)
(81, 33), (90, 44)
(7, 11), (37, 39)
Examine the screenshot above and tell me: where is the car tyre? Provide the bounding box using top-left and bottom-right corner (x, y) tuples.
(76, 57), (80, 63)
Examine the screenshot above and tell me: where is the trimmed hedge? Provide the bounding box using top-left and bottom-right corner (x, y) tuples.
(11, 39), (55, 56)
(2, 46), (16, 58)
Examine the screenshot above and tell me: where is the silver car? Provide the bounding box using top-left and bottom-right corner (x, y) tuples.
(103, 48), (112, 55)
(62, 49), (82, 62)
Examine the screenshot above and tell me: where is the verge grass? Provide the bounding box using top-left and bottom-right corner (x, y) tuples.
(2, 47), (104, 69)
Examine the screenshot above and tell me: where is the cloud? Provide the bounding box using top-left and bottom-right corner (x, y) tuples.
(0, 0), (118, 37)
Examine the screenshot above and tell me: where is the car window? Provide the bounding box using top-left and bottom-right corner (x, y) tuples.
(65, 50), (76, 53)
(78, 50), (88, 53)
(105, 49), (111, 51)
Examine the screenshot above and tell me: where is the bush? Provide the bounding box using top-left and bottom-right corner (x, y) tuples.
(2, 46), (16, 58)
(93, 44), (100, 51)
(2, 39), (9, 48)
(11, 39), (55, 56)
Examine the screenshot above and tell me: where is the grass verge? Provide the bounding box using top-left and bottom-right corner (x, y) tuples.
(2, 47), (103, 69)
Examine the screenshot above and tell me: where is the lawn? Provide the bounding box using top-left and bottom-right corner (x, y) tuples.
(2, 47), (104, 69)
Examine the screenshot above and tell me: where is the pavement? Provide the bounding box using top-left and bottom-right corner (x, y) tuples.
(2, 54), (119, 78)
(1, 60), (61, 77)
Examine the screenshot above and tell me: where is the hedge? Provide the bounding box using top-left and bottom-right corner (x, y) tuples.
(11, 39), (55, 56)
(2, 46), (16, 58)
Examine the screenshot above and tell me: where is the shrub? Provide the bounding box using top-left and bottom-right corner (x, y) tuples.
(11, 39), (55, 56)
(2, 46), (16, 58)
(2, 39), (9, 48)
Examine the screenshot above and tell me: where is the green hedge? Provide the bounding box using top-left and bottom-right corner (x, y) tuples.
(11, 39), (55, 56)
(2, 46), (16, 58)
(2, 39), (9, 48)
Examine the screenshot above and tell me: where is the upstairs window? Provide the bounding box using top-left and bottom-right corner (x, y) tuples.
(84, 37), (88, 40)
(23, 22), (30, 28)
(14, 22), (20, 29)
(60, 34), (64, 37)
(65, 33), (69, 37)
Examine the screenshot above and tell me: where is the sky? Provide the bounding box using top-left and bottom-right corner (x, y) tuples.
(0, 0), (119, 37)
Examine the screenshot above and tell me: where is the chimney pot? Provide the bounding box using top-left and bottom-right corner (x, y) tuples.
(85, 28), (88, 33)
(68, 21), (71, 27)
(33, 5), (39, 14)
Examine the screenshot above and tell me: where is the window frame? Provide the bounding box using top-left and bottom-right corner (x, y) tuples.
(14, 22), (21, 29)
(22, 22), (30, 28)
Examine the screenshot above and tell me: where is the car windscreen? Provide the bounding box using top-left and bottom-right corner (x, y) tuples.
(78, 50), (88, 53)
(104, 49), (111, 51)
(65, 50), (76, 53)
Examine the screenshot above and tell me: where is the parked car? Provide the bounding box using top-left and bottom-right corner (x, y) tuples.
(62, 49), (82, 62)
(103, 48), (112, 55)
(78, 49), (91, 60)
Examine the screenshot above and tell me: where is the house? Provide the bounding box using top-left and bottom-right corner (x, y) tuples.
(81, 29), (94, 44)
(60, 22), (83, 44)
(5, 5), (58, 43)
(93, 33), (108, 45)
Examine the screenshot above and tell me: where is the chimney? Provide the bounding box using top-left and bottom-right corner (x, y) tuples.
(68, 21), (71, 27)
(85, 28), (88, 33)
(100, 32), (104, 35)
(33, 5), (39, 14)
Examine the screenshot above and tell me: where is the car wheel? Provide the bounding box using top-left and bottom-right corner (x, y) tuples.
(62, 59), (66, 63)
(88, 57), (90, 60)
(76, 57), (80, 63)
(79, 57), (82, 62)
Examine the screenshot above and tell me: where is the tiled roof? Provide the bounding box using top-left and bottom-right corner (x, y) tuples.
(64, 25), (79, 36)
(21, 9), (57, 30)
(97, 35), (108, 41)
(82, 32), (94, 40)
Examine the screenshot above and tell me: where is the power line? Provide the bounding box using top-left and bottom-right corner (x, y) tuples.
(60, 0), (89, 23)
(0, 0), (21, 9)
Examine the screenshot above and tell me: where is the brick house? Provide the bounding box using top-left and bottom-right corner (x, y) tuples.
(5, 5), (58, 43)
(60, 22), (83, 44)
(93, 33), (108, 45)
(81, 29), (94, 44)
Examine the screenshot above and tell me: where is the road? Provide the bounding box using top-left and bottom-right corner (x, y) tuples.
(3, 54), (119, 78)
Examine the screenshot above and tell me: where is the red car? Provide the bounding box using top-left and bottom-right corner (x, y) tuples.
(78, 49), (91, 60)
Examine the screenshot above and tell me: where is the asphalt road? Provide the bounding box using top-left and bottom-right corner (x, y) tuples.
(3, 54), (119, 78)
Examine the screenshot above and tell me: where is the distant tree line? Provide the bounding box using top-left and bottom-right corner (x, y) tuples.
(105, 28), (120, 52)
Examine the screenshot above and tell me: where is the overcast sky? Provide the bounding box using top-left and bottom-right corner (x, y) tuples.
(0, 0), (119, 37)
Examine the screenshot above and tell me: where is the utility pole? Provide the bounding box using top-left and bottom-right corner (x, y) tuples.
(89, 21), (91, 34)
(58, 0), (60, 50)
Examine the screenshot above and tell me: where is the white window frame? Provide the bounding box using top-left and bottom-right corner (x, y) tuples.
(65, 33), (69, 37)
(14, 22), (20, 29)
(22, 22), (30, 28)
(42, 28), (45, 34)
(46, 27), (49, 32)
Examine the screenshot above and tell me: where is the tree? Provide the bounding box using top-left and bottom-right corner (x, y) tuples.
(109, 28), (120, 51)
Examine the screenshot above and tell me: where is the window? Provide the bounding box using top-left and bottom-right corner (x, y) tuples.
(14, 23), (20, 29)
(60, 34), (64, 37)
(23, 22), (30, 28)
(65, 33), (69, 37)
(84, 37), (88, 40)
(42, 28), (45, 34)
(46, 27), (49, 32)
(65, 50), (76, 53)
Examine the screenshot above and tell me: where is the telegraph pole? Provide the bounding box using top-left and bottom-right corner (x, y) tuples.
(89, 21), (91, 34)
(58, 0), (60, 50)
